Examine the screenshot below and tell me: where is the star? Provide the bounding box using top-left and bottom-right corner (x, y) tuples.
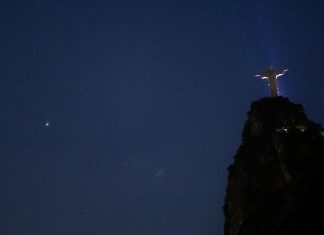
(45, 121), (50, 127)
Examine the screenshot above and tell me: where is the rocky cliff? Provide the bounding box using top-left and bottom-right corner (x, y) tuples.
(224, 97), (324, 235)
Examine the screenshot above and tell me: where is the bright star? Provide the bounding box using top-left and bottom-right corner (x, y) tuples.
(45, 121), (50, 127)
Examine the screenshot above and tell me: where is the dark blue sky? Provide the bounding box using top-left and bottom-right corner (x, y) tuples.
(1, 1), (324, 234)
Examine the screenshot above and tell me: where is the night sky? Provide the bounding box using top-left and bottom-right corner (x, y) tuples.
(1, 1), (324, 234)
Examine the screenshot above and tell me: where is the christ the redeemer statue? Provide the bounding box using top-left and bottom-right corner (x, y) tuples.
(255, 67), (288, 97)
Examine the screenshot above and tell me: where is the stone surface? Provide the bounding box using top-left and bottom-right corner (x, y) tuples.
(224, 97), (324, 235)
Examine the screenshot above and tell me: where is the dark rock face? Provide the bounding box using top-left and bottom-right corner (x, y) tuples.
(224, 97), (324, 235)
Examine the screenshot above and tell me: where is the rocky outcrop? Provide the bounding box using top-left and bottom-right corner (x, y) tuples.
(224, 97), (324, 235)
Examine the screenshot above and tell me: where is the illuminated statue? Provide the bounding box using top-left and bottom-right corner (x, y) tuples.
(255, 66), (288, 97)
